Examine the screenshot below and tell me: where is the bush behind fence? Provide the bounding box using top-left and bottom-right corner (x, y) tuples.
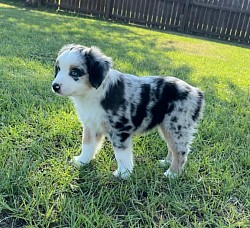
(42, 0), (250, 44)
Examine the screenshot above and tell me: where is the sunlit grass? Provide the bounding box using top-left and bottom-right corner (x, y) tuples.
(0, 1), (249, 227)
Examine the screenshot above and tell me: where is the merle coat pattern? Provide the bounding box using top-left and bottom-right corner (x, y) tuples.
(52, 44), (204, 179)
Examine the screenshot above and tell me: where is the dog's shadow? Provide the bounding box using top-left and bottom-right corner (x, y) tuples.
(75, 136), (182, 199)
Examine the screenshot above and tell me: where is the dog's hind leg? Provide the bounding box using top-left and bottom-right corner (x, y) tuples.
(158, 127), (173, 166)
(159, 125), (192, 178)
(71, 127), (104, 166)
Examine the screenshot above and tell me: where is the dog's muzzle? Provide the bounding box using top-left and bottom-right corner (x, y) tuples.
(52, 83), (61, 93)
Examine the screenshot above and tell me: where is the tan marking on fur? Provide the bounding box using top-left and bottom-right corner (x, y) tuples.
(82, 128), (104, 145)
(166, 149), (173, 162)
(69, 64), (76, 72)
(169, 150), (186, 174)
(159, 127), (174, 163)
(96, 132), (104, 142)
(84, 75), (93, 89)
(159, 126), (186, 175)
(82, 127), (92, 144)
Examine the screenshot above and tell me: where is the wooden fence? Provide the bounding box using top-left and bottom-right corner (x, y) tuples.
(42, 0), (250, 43)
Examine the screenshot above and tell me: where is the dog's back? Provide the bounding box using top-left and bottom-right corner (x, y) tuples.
(101, 70), (204, 135)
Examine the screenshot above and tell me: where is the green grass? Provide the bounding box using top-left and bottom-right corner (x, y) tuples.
(0, 1), (250, 227)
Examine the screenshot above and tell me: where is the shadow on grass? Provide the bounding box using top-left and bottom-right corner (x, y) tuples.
(2, 0), (250, 49)
(1, 2), (176, 73)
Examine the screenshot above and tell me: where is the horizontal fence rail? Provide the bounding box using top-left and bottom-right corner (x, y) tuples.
(42, 0), (250, 43)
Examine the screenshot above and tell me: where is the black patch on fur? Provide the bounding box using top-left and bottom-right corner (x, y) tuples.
(157, 79), (189, 101)
(113, 143), (126, 150)
(178, 90), (189, 100)
(101, 79), (126, 113)
(146, 79), (167, 129)
(130, 104), (135, 115)
(110, 131), (129, 149)
(167, 103), (175, 113)
(114, 116), (133, 132)
(132, 84), (150, 128)
(146, 79), (189, 130)
(170, 126), (176, 131)
(122, 125), (133, 131)
(114, 122), (133, 132)
(153, 78), (163, 100)
(119, 132), (130, 142)
(192, 91), (204, 121)
(177, 134), (183, 139)
(54, 65), (60, 78)
(177, 125), (182, 131)
(120, 116), (129, 125)
(85, 50), (110, 89)
(171, 116), (178, 122)
(108, 116), (114, 125)
(115, 122), (124, 129)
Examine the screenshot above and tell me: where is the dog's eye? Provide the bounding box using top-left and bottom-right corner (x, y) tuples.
(70, 68), (85, 78)
(55, 65), (60, 78)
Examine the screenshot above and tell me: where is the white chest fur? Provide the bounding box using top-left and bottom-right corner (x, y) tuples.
(71, 95), (106, 132)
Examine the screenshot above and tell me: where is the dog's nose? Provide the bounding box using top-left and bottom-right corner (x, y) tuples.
(52, 83), (61, 93)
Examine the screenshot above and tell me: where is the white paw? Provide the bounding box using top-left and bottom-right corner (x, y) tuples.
(113, 169), (131, 180)
(164, 169), (178, 178)
(70, 156), (89, 168)
(159, 158), (172, 167)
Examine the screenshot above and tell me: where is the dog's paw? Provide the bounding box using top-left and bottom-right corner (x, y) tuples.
(159, 158), (172, 167)
(113, 169), (131, 180)
(70, 156), (89, 168)
(164, 169), (178, 178)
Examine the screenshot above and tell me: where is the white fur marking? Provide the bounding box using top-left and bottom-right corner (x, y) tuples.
(113, 147), (133, 179)
(164, 169), (178, 178)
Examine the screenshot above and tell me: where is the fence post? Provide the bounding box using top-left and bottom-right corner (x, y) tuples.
(26, 0), (42, 6)
(106, 0), (114, 19)
(180, 0), (190, 32)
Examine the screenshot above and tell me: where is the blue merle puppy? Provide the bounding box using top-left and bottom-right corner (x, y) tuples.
(52, 44), (205, 179)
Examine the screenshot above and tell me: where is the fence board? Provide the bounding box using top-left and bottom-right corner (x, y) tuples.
(186, 0), (250, 42)
(41, 0), (250, 43)
(42, 0), (59, 7)
(163, 0), (173, 28)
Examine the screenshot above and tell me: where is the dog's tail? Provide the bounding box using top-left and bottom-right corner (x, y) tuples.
(192, 90), (205, 123)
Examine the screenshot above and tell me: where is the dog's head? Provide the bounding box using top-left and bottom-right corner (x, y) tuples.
(52, 44), (112, 96)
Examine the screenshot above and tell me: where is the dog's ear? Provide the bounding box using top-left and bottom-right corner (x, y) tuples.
(85, 47), (112, 89)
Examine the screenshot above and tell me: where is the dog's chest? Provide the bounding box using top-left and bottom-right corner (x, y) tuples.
(71, 97), (105, 132)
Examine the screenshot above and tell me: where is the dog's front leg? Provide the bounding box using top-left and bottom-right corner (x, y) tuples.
(72, 127), (104, 166)
(112, 137), (133, 180)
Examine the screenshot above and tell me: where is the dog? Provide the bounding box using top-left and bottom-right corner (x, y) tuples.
(52, 44), (204, 179)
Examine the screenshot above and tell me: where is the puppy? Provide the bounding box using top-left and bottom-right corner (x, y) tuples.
(52, 44), (204, 179)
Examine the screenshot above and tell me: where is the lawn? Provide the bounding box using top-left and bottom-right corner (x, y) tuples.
(0, 1), (249, 227)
